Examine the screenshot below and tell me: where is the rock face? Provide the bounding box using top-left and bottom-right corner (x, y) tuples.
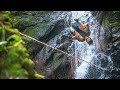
(12, 11), (73, 79)
(92, 11), (120, 79)
(34, 27), (72, 78)
(91, 11), (111, 53)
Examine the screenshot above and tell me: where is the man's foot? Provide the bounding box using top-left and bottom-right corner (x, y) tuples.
(74, 17), (80, 22)
(70, 27), (75, 33)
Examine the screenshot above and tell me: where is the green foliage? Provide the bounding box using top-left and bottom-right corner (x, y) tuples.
(0, 11), (44, 79)
(102, 11), (120, 31)
(34, 73), (45, 79)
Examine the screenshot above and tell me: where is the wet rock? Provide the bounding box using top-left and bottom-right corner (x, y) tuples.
(12, 11), (71, 57)
(85, 53), (112, 79)
(92, 11), (120, 79)
(12, 11), (72, 79)
(111, 50), (120, 68)
(34, 28), (72, 78)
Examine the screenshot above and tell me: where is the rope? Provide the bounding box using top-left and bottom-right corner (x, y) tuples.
(18, 31), (120, 73)
(18, 32), (72, 57)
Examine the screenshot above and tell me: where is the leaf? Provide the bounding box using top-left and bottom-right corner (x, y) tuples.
(2, 11), (11, 20)
(0, 26), (2, 30)
(7, 34), (21, 42)
(34, 73), (45, 79)
(0, 41), (7, 45)
(10, 64), (28, 78)
(0, 41), (7, 51)
(14, 40), (22, 47)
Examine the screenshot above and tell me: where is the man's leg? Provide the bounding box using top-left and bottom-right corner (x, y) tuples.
(74, 31), (84, 41)
(69, 27), (76, 39)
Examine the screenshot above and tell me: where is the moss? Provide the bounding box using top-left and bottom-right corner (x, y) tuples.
(24, 26), (41, 39)
(98, 11), (120, 34)
(11, 11), (51, 39)
(102, 17), (109, 28)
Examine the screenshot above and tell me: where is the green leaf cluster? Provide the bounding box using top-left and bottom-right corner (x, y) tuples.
(0, 11), (44, 79)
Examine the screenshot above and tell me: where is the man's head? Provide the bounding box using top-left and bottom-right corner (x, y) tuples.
(85, 36), (93, 45)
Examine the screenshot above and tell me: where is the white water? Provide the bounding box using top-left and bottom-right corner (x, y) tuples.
(70, 11), (113, 79)
(69, 11), (97, 79)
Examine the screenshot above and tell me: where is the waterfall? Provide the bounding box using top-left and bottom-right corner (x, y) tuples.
(69, 11), (113, 79)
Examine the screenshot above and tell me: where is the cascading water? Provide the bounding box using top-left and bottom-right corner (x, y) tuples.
(69, 11), (113, 79)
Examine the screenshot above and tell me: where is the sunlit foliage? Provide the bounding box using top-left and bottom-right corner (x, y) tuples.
(0, 11), (44, 79)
